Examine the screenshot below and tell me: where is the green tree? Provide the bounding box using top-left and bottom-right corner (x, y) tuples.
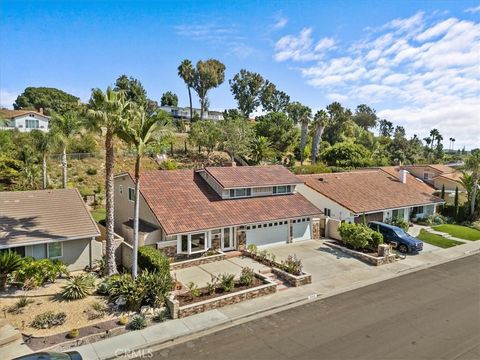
(114, 75), (148, 107)
(160, 91), (178, 107)
(178, 59), (195, 120)
(14, 87), (80, 115)
(192, 59), (226, 120)
(378, 119), (394, 137)
(30, 130), (54, 189)
(255, 112), (298, 158)
(260, 81), (290, 113)
(321, 142), (372, 168)
(287, 102), (311, 164)
(49, 111), (84, 188)
(250, 136), (274, 164)
(310, 110), (328, 164)
(465, 149), (480, 216)
(323, 102), (352, 145)
(353, 104), (377, 130)
(219, 116), (253, 161)
(87, 87), (129, 275)
(189, 120), (222, 154)
(0, 251), (23, 290)
(0, 155), (22, 190)
(229, 69), (264, 118)
(117, 106), (172, 277)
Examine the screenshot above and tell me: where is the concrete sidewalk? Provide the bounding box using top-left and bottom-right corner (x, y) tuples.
(72, 239), (480, 360)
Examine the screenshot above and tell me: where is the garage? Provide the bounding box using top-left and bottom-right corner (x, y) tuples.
(292, 218), (311, 242)
(245, 220), (288, 247)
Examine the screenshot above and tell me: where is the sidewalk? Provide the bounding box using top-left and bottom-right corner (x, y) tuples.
(72, 239), (480, 360)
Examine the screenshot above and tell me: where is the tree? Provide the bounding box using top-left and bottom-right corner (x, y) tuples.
(14, 87), (80, 115)
(87, 87), (129, 276)
(160, 91), (178, 107)
(429, 128), (440, 149)
(465, 149), (480, 216)
(178, 60), (195, 121)
(189, 120), (222, 154)
(323, 102), (352, 145)
(0, 251), (23, 290)
(192, 59), (226, 120)
(114, 75), (148, 107)
(0, 155), (22, 190)
(30, 130), (53, 189)
(441, 184), (445, 200)
(250, 136), (274, 164)
(260, 81), (290, 113)
(310, 110), (328, 164)
(255, 112), (298, 158)
(117, 106), (172, 278)
(353, 104), (377, 130)
(229, 69), (265, 118)
(219, 116), (253, 161)
(378, 119), (394, 137)
(394, 126), (406, 138)
(49, 111), (83, 188)
(287, 102), (311, 164)
(321, 142), (372, 168)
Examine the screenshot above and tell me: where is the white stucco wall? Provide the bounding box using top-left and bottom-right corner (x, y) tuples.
(13, 114), (50, 132)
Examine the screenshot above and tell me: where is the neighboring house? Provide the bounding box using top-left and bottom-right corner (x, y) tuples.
(0, 109), (50, 132)
(114, 165), (322, 257)
(0, 189), (102, 270)
(297, 167), (444, 224)
(401, 164), (467, 204)
(159, 105), (224, 121)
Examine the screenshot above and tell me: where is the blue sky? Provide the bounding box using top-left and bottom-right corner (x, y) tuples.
(1, 0), (479, 148)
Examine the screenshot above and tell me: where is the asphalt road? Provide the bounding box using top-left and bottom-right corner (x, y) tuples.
(147, 254), (480, 360)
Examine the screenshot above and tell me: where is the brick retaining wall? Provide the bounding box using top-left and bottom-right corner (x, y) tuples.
(170, 252), (227, 271)
(325, 241), (396, 266)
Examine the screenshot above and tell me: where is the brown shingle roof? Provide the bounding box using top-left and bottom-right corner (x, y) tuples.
(137, 169), (321, 235)
(300, 169), (443, 214)
(0, 109), (48, 119)
(0, 189), (100, 248)
(204, 165), (302, 188)
(401, 164), (455, 174)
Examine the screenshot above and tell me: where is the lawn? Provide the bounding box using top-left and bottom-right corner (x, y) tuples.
(417, 229), (464, 249)
(432, 224), (480, 241)
(90, 207), (106, 223)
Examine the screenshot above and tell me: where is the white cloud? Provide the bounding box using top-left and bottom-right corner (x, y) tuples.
(274, 11), (480, 149)
(465, 5), (480, 13)
(274, 17), (288, 29)
(0, 89), (17, 109)
(274, 28), (335, 62)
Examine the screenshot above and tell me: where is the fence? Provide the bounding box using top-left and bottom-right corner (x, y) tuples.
(48, 152), (98, 161)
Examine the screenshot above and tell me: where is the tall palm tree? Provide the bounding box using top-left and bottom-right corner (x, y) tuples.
(50, 111), (83, 188)
(465, 150), (480, 215)
(429, 128), (440, 149)
(299, 106), (312, 165)
(31, 130), (53, 189)
(117, 106), (172, 277)
(178, 60), (195, 121)
(250, 136), (273, 165)
(87, 87), (129, 276)
(310, 110), (328, 164)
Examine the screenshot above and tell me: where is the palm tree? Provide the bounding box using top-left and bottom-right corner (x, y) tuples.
(429, 128), (440, 149)
(31, 130), (53, 189)
(87, 87), (129, 276)
(465, 150), (480, 215)
(250, 136), (273, 165)
(310, 110), (328, 164)
(0, 251), (23, 290)
(50, 111), (83, 188)
(178, 60), (195, 121)
(299, 106), (312, 165)
(117, 106), (172, 277)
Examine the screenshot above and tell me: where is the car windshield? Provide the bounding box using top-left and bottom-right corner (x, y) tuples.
(392, 227), (407, 237)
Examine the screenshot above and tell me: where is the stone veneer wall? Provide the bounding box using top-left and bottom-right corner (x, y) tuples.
(170, 252), (226, 271)
(325, 241), (396, 266)
(271, 267), (312, 287)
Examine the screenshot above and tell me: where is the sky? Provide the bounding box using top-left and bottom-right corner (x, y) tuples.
(1, 0), (479, 149)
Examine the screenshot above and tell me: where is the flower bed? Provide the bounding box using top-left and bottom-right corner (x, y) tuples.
(170, 250), (226, 271)
(166, 273), (276, 318)
(325, 241), (396, 266)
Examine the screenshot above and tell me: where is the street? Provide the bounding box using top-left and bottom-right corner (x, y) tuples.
(146, 254), (480, 360)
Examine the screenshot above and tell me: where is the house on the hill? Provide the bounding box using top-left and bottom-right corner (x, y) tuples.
(0, 109), (50, 132)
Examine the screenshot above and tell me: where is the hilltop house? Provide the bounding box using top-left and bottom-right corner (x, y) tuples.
(297, 167), (444, 224)
(0, 189), (102, 270)
(159, 105), (224, 122)
(0, 109), (50, 132)
(113, 165), (322, 258)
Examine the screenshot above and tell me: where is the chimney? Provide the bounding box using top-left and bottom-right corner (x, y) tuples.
(224, 161), (236, 167)
(39, 108), (44, 115)
(399, 169), (407, 184)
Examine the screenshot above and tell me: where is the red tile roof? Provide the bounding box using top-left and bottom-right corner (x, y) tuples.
(401, 164), (455, 174)
(300, 169), (443, 214)
(0, 109), (48, 119)
(204, 165), (302, 188)
(137, 169), (321, 235)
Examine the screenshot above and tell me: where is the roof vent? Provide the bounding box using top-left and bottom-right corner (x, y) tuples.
(318, 177), (324, 182)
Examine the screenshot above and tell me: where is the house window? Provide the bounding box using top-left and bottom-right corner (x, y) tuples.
(128, 188), (135, 202)
(268, 223), (272, 227)
(411, 206), (424, 216)
(273, 185), (291, 194)
(392, 209), (405, 219)
(181, 235), (188, 253)
(324, 208), (331, 217)
(229, 188), (252, 198)
(25, 119), (39, 129)
(423, 172), (431, 180)
(190, 233), (206, 253)
(252, 225), (256, 229)
(47, 242), (62, 259)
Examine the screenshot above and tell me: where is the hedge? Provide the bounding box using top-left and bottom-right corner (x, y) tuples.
(138, 246), (170, 274)
(338, 223), (383, 250)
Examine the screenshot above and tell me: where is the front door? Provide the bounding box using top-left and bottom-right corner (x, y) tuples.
(221, 227), (235, 251)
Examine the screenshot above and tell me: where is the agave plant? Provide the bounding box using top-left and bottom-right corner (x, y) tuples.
(60, 274), (95, 300)
(0, 251), (23, 290)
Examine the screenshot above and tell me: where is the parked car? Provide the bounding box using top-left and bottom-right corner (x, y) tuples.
(13, 351), (82, 360)
(367, 221), (423, 253)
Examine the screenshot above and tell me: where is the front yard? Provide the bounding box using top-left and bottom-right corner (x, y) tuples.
(417, 229), (464, 248)
(432, 224), (480, 241)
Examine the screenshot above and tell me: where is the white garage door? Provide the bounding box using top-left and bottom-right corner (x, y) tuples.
(292, 219), (311, 242)
(246, 221), (288, 247)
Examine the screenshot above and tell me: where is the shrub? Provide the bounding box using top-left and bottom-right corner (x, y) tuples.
(97, 280), (110, 295)
(153, 308), (167, 322)
(86, 167), (97, 175)
(160, 159), (178, 170)
(61, 274), (95, 300)
(219, 273), (235, 292)
(13, 258), (69, 289)
(385, 217), (409, 231)
(0, 251), (23, 289)
(128, 314), (148, 330)
(86, 301), (107, 320)
(118, 314), (128, 325)
(31, 311), (67, 329)
(280, 255), (303, 276)
(292, 163), (332, 175)
(7, 296), (34, 314)
(338, 223), (383, 250)
(138, 246), (170, 274)
(246, 244), (258, 255)
(107, 274), (144, 311)
(257, 250), (268, 261)
(239, 267), (255, 286)
(68, 329), (79, 339)
(187, 282), (201, 298)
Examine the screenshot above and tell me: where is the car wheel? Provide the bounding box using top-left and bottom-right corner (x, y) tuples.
(398, 244), (408, 253)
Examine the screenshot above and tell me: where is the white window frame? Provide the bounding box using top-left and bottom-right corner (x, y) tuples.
(177, 232), (208, 254)
(47, 242), (63, 259)
(25, 119), (39, 129)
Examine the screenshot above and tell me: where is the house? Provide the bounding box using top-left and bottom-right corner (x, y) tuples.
(400, 164), (467, 204)
(0, 109), (50, 132)
(297, 168), (444, 224)
(159, 105), (224, 122)
(0, 189), (102, 270)
(113, 165), (322, 257)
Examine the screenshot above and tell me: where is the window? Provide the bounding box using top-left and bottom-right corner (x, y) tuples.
(412, 206), (424, 215)
(47, 242), (62, 259)
(25, 119), (39, 129)
(190, 233), (206, 253)
(229, 188), (251, 198)
(274, 222), (278, 226)
(247, 226), (251, 230)
(181, 235), (188, 253)
(119, 185), (123, 195)
(324, 208), (331, 217)
(263, 224), (267, 228)
(268, 223), (272, 227)
(293, 219), (297, 223)
(392, 209), (405, 219)
(252, 225), (256, 229)
(128, 188), (135, 201)
(307, 218), (310, 221)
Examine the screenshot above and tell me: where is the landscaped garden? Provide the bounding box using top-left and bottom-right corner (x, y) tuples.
(432, 224), (480, 241)
(417, 229), (464, 248)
